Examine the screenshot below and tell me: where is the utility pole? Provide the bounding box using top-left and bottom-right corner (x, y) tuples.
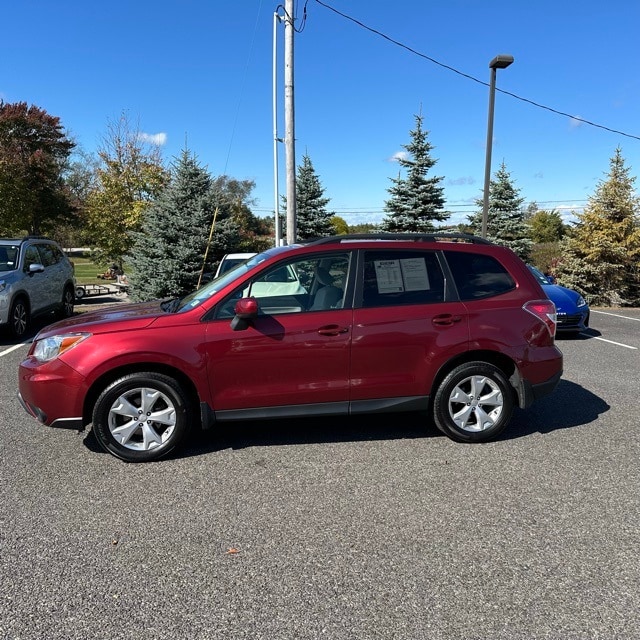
(284, 0), (296, 244)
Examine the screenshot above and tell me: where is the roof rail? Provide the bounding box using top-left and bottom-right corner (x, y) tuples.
(307, 232), (493, 246)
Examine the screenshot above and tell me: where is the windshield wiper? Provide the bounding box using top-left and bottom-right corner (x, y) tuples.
(161, 297), (182, 313)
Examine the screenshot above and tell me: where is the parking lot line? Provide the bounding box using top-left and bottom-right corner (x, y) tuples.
(591, 336), (637, 350)
(0, 342), (28, 358)
(592, 310), (640, 322)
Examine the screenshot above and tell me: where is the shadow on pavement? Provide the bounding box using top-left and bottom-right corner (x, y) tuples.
(82, 378), (608, 461)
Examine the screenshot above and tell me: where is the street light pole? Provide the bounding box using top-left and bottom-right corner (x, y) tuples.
(481, 54), (514, 238)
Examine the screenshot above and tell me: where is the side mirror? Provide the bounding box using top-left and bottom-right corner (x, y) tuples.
(27, 263), (45, 275)
(234, 297), (259, 318)
(231, 297), (259, 331)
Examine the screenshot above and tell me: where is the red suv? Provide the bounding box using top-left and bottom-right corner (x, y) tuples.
(18, 234), (562, 462)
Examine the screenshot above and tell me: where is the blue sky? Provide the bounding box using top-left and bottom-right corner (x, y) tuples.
(1, 0), (639, 226)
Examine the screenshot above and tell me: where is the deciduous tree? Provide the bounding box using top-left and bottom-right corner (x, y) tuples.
(0, 101), (75, 235)
(85, 112), (168, 267)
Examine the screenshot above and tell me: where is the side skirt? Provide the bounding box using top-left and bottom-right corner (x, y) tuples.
(202, 396), (429, 426)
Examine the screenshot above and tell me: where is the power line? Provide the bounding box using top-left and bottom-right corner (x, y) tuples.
(312, 0), (640, 143)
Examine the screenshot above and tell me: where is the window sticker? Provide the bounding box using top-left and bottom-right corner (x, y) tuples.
(400, 258), (430, 291)
(374, 260), (405, 293)
(374, 257), (430, 294)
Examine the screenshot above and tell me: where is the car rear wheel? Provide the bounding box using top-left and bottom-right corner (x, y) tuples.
(433, 362), (514, 442)
(9, 297), (30, 339)
(92, 372), (192, 462)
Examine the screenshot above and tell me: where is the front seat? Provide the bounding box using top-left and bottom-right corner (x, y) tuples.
(310, 267), (343, 310)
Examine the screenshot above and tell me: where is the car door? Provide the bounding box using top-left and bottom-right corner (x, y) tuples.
(21, 244), (50, 313)
(36, 243), (65, 308)
(204, 252), (353, 414)
(349, 249), (470, 407)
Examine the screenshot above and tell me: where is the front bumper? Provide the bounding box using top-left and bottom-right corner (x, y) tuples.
(18, 356), (86, 430)
(18, 391), (83, 430)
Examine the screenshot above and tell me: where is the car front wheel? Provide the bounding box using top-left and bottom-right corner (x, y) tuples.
(432, 362), (514, 442)
(92, 372), (192, 462)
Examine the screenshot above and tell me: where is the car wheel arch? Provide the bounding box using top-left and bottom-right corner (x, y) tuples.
(83, 363), (202, 430)
(430, 350), (517, 406)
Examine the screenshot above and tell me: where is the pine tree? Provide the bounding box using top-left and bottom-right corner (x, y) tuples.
(129, 150), (214, 301)
(555, 147), (640, 306)
(284, 153), (335, 240)
(468, 162), (532, 260)
(382, 113), (448, 232)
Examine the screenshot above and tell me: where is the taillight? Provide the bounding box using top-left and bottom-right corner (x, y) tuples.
(524, 299), (557, 338)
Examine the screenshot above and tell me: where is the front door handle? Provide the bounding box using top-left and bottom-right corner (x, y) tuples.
(432, 314), (463, 327)
(318, 324), (350, 336)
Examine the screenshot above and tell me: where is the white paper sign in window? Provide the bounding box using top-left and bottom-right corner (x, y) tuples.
(374, 260), (404, 293)
(374, 257), (430, 294)
(400, 257), (430, 291)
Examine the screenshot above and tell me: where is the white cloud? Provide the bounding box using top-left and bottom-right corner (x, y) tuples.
(447, 176), (476, 186)
(569, 116), (583, 129)
(138, 132), (167, 146)
(388, 150), (409, 163)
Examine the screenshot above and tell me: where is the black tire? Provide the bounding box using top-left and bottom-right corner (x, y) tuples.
(92, 372), (192, 462)
(9, 297), (30, 339)
(432, 361), (514, 443)
(57, 286), (75, 319)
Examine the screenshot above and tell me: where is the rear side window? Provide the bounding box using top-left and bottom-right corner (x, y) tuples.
(37, 244), (58, 267)
(445, 251), (515, 300)
(361, 250), (445, 308)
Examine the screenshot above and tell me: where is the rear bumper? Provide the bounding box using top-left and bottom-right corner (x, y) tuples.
(517, 368), (563, 409)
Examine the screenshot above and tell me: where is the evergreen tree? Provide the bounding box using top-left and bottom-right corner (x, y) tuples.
(529, 209), (566, 243)
(382, 113), (448, 232)
(129, 150), (214, 301)
(468, 162), (532, 260)
(555, 147), (640, 306)
(283, 153), (334, 240)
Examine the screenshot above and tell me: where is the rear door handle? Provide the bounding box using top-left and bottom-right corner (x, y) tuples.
(432, 314), (463, 327)
(318, 324), (350, 336)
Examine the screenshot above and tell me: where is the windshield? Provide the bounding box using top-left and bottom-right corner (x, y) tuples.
(171, 249), (281, 313)
(527, 265), (551, 285)
(0, 244), (19, 272)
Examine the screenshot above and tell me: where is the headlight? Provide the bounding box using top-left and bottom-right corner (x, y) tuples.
(576, 295), (587, 307)
(0, 280), (5, 293)
(32, 333), (91, 363)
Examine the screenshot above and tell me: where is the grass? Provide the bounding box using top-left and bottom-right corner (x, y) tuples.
(70, 256), (129, 286)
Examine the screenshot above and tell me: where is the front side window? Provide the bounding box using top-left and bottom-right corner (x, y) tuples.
(0, 245), (18, 272)
(361, 250), (445, 308)
(215, 252), (351, 318)
(23, 246), (41, 270)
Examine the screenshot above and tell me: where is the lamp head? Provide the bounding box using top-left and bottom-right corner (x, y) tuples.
(489, 55), (514, 69)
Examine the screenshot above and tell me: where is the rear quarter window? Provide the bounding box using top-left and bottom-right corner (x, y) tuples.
(445, 251), (515, 300)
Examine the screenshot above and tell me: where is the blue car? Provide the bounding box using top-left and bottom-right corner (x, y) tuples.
(528, 265), (590, 335)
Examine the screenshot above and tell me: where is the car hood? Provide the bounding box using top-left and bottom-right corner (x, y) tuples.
(542, 284), (582, 313)
(35, 300), (167, 337)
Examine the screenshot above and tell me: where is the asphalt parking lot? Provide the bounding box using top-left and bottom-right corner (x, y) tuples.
(1, 308), (639, 639)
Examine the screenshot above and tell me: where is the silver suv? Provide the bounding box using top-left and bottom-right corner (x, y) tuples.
(0, 237), (75, 338)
